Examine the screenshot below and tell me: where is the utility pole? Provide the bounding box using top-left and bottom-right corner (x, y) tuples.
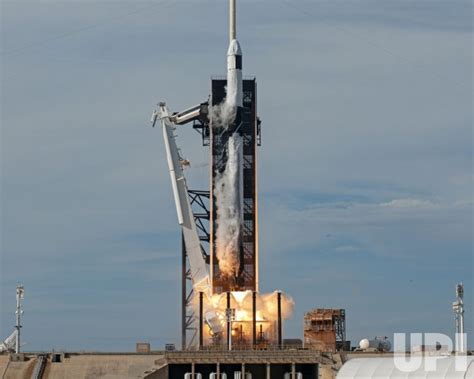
(226, 296), (235, 352)
(452, 282), (465, 354)
(15, 284), (25, 354)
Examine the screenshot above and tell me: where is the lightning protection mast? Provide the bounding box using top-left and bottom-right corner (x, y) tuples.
(15, 284), (25, 354)
(452, 282), (465, 354)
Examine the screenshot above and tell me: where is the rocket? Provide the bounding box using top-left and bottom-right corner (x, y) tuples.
(225, 39), (243, 127)
(227, 0), (244, 238)
(228, 0), (244, 285)
(224, 0), (243, 135)
(226, 0), (243, 113)
(213, 0), (246, 285)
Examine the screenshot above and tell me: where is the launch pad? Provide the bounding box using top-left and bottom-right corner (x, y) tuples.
(152, 350), (323, 379)
(148, 1), (343, 378)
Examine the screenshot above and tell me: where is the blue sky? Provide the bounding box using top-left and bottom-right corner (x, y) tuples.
(1, 0), (472, 351)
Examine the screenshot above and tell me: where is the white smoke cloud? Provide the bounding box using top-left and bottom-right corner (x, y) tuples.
(214, 134), (242, 277)
(211, 92), (242, 278)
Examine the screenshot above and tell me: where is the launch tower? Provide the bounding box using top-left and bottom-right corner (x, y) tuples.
(209, 79), (260, 294)
(153, 0), (289, 350)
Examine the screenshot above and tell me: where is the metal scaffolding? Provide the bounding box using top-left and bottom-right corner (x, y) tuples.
(210, 78), (260, 294)
(303, 308), (347, 352)
(181, 190), (210, 350)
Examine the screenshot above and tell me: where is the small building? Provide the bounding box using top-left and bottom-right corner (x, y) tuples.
(136, 342), (151, 353)
(304, 309), (346, 352)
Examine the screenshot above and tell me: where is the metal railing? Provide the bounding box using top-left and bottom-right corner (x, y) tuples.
(165, 346), (321, 358)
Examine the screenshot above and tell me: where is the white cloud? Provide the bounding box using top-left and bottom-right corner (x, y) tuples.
(378, 198), (437, 209)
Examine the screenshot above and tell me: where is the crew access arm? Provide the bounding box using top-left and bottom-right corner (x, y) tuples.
(154, 103), (210, 294)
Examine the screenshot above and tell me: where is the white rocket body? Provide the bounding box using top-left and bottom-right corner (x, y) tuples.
(226, 39), (243, 109)
(226, 38), (244, 232)
(226, 0), (243, 112)
(213, 0), (245, 282)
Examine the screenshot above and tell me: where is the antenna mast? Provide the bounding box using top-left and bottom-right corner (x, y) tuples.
(15, 284), (25, 354)
(452, 282), (465, 354)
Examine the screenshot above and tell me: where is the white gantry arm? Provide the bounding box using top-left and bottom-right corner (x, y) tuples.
(0, 330), (17, 353)
(158, 103), (210, 294)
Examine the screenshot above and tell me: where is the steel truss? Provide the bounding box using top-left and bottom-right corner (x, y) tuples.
(181, 190), (210, 350)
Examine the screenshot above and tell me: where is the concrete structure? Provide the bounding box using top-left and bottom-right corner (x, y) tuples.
(146, 350), (331, 379)
(0, 350), (375, 378)
(0, 353), (166, 379)
(8, 351), (473, 378)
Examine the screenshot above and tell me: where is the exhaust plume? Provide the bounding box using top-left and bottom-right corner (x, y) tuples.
(212, 90), (242, 278)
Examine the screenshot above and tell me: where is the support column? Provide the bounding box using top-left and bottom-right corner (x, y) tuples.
(277, 291), (282, 348)
(181, 233), (187, 350)
(217, 363), (220, 379)
(192, 362), (195, 379)
(199, 291), (204, 349)
(241, 363), (245, 379)
(291, 362), (296, 379)
(226, 292), (231, 351)
(252, 291), (257, 347)
(266, 363), (271, 379)
(15, 286), (22, 354)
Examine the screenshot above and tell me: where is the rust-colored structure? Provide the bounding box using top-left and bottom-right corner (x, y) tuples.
(303, 309), (346, 352)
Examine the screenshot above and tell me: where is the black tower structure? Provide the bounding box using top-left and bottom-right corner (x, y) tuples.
(209, 78), (261, 294)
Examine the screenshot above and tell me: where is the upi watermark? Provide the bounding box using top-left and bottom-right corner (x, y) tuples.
(393, 333), (468, 372)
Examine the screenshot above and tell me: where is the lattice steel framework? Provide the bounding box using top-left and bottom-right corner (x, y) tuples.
(210, 78), (260, 294)
(180, 78), (261, 347)
(334, 309), (346, 347)
(181, 190), (210, 350)
(303, 308), (347, 352)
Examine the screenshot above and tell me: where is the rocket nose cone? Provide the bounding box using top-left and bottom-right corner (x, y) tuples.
(227, 39), (242, 56)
